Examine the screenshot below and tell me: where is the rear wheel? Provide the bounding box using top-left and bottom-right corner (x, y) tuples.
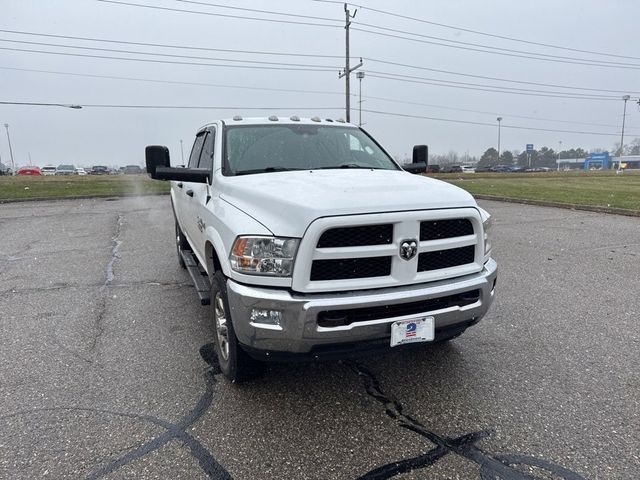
(210, 271), (261, 382)
(175, 221), (189, 269)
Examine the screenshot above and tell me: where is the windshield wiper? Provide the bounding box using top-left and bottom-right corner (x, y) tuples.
(317, 164), (384, 170)
(234, 167), (301, 176)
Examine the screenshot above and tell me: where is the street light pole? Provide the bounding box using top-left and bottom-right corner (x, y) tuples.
(180, 139), (185, 165)
(496, 117), (502, 162)
(4, 123), (15, 172)
(356, 71), (365, 126)
(618, 95), (631, 173)
(557, 140), (562, 171)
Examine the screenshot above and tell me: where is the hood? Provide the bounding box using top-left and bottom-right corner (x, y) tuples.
(220, 169), (477, 237)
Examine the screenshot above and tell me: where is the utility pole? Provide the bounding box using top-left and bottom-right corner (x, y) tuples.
(617, 95), (630, 173)
(496, 117), (502, 162)
(338, 3), (362, 123)
(356, 71), (365, 126)
(4, 124), (15, 172)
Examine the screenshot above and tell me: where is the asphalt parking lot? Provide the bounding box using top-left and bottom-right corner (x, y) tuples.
(0, 196), (638, 479)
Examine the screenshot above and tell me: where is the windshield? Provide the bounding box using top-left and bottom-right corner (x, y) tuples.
(224, 124), (398, 176)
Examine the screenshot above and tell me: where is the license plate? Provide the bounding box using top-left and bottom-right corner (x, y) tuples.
(390, 317), (435, 347)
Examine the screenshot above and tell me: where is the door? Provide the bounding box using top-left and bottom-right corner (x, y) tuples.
(176, 131), (206, 248)
(185, 129), (215, 263)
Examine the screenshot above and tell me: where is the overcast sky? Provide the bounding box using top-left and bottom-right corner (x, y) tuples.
(1, 0), (640, 168)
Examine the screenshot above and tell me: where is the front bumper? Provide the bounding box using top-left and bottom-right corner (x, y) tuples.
(227, 258), (497, 358)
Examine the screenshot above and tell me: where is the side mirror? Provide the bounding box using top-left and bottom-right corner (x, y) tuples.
(412, 145), (428, 165)
(404, 162), (427, 174)
(145, 145), (170, 179)
(145, 145), (209, 183)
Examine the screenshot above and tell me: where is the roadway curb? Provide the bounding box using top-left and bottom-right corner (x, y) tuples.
(473, 194), (640, 217)
(0, 191), (170, 204)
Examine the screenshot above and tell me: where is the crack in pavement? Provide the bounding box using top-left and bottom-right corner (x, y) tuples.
(349, 363), (586, 480)
(0, 368), (232, 479)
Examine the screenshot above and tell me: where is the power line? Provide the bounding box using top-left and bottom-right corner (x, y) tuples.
(344, 3), (640, 62)
(361, 108), (624, 137)
(96, 0), (340, 28)
(366, 72), (626, 101)
(367, 70), (620, 98)
(0, 28), (344, 59)
(352, 27), (640, 71)
(5, 65), (637, 132)
(0, 46), (336, 72)
(0, 38), (340, 69)
(0, 101), (341, 110)
(173, 0), (339, 23)
(356, 21), (640, 68)
(7, 29), (633, 96)
(365, 57), (637, 95)
(363, 95), (640, 134)
(0, 66), (346, 96)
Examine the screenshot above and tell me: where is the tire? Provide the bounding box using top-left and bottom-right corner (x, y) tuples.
(210, 270), (262, 383)
(175, 220), (189, 269)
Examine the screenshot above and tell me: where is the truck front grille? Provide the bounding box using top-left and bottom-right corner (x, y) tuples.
(296, 209), (482, 292)
(417, 245), (475, 272)
(420, 219), (473, 241)
(317, 224), (393, 248)
(317, 289), (481, 327)
(310, 256), (392, 281)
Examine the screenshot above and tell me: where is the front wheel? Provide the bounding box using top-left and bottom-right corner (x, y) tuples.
(210, 271), (262, 382)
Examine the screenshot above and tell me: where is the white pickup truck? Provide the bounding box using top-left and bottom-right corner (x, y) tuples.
(145, 116), (497, 382)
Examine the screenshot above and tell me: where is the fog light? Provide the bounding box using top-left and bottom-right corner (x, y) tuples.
(250, 308), (282, 326)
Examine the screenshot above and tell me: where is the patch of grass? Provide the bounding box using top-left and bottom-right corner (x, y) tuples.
(435, 170), (640, 212)
(0, 174), (170, 201)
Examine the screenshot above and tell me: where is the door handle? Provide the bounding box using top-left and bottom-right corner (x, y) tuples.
(176, 182), (183, 188)
(186, 189), (194, 197)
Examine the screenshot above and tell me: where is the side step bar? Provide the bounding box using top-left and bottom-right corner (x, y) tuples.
(180, 250), (211, 305)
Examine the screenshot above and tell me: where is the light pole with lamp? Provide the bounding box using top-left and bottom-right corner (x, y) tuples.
(496, 117), (502, 163)
(617, 95), (631, 173)
(356, 71), (365, 126)
(557, 140), (562, 171)
(180, 140), (185, 165)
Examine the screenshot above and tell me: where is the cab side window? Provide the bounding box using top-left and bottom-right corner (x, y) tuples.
(188, 133), (206, 168)
(198, 130), (215, 171)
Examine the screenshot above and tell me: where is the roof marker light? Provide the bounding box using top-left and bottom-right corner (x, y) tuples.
(336, 118), (346, 123)
(290, 115), (300, 121)
(268, 115), (279, 121)
(325, 118), (334, 122)
(311, 116), (321, 122)
(232, 115), (243, 121)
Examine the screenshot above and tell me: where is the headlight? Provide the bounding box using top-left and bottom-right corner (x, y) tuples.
(230, 236), (299, 277)
(478, 208), (493, 259)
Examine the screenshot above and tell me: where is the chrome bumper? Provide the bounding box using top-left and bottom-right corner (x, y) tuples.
(227, 258), (497, 356)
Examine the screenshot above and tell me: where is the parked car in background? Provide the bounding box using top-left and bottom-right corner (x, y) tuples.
(461, 165), (476, 173)
(56, 164), (76, 175)
(123, 165), (143, 174)
(41, 166), (57, 176)
(17, 166), (43, 176)
(442, 165), (463, 173)
(75, 167), (87, 176)
(0, 163), (12, 175)
(90, 165), (109, 175)
(426, 164), (441, 173)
